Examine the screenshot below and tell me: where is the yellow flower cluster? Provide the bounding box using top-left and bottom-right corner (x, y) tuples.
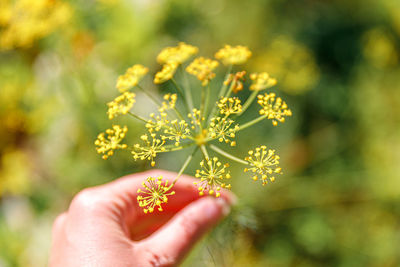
(217, 97), (242, 116)
(154, 62), (178, 84)
(194, 157), (231, 197)
(96, 42), (294, 214)
(107, 92), (136, 119)
(137, 176), (175, 213)
(215, 45), (252, 65)
(208, 117), (239, 146)
(257, 93), (292, 126)
(132, 133), (166, 167)
(95, 125), (128, 159)
(116, 64), (149, 92)
(224, 71), (247, 93)
(250, 72), (277, 91)
(186, 57), (219, 86)
(244, 146), (282, 185)
(0, 0), (71, 50)
(157, 42), (198, 64)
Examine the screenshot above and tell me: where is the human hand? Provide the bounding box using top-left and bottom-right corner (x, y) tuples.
(49, 170), (235, 267)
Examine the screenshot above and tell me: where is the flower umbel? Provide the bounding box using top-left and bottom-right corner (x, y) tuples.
(194, 157), (231, 197)
(96, 43), (294, 214)
(258, 93), (292, 126)
(215, 45), (252, 65)
(186, 57), (219, 86)
(137, 176), (175, 213)
(250, 72), (277, 91)
(95, 125), (128, 159)
(107, 92), (136, 119)
(244, 146), (282, 185)
(116, 64), (149, 92)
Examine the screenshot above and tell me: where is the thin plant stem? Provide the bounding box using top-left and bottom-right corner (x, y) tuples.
(239, 90), (258, 116)
(236, 115), (267, 132)
(209, 144), (248, 165)
(172, 146), (199, 185)
(128, 112), (149, 123)
(179, 66), (194, 111)
(200, 144), (210, 160)
(137, 85), (162, 106)
(203, 84), (211, 122)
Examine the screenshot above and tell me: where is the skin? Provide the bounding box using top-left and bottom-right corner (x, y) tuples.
(49, 170), (235, 267)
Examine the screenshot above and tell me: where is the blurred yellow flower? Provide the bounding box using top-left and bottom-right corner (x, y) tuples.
(116, 64), (149, 92)
(154, 62), (178, 84)
(157, 42), (198, 64)
(186, 57), (219, 86)
(107, 92), (136, 119)
(250, 72), (277, 91)
(0, 0), (71, 50)
(215, 45), (252, 65)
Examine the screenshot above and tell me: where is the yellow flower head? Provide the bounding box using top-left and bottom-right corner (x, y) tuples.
(250, 72), (277, 91)
(186, 57), (219, 86)
(132, 133), (166, 167)
(215, 45), (252, 65)
(208, 117), (239, 146)
(0, 0), (71, 50)
(159, 93), (177, 113)
(224, 71), (247, 93)
(154, 62), (178, 84)
(188, 108), (204, 129)
(137, 176), (175, 213)
(95, 125), (128, 159)
(107, 92), (136, 119)
(162, 119), (191, 146)
(257, 93), (292, 126)
(116, 64), (149, 92)
(244, 146), (282, 185)
(217, 97), (242, 116)
(194, 157), (231, 197)
(157, 42), (198, 64)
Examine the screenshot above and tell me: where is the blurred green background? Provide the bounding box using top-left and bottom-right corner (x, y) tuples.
(1, 0), (400, 266)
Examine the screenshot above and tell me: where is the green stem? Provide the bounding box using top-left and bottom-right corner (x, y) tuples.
(236, 115), (267, 132)
(137, 85), (162, 106)
(203, 84), (211, 122)
(179, 67), (194, 111)
(128, 112), (149, 123)
(209, 144), (248, 165)
(239, 90), (258, 116)
(172, 146), (199, 185)
(200, 144), (210, 160)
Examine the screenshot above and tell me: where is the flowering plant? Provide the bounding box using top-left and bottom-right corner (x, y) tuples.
(95, 43), (292, 213)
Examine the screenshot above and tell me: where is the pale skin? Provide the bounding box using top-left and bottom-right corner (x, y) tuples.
(49, 170), (235, 267)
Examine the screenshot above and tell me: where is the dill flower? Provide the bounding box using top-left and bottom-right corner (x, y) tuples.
(257, 93), (292, 126)
(96, 42), (294, 214)
(157, 42), (198, 64)
(132, 133), (166, 167)
(224, 71), (247, 93)
(208, 117), (239, 146)
(250, 72), (277, 91)
(186, 57), (219, 86)
(244, 146), (282, 185)
(215, 45), (252, 65)
(137, 176), (175, 213)
(107, 92), (136, 119)
(194, 157), (231, 197)
(116, 64), (149, 92)
(95, 125), (128, 159)
(159, 93), (177, 112)
(154, 62), (178, 84)
(217, 97), (243, 116)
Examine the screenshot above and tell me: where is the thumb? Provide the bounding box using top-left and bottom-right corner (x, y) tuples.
(138, 196), (232, 265)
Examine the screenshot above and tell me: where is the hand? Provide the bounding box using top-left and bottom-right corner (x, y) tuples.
(49, 170), (235, 267)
